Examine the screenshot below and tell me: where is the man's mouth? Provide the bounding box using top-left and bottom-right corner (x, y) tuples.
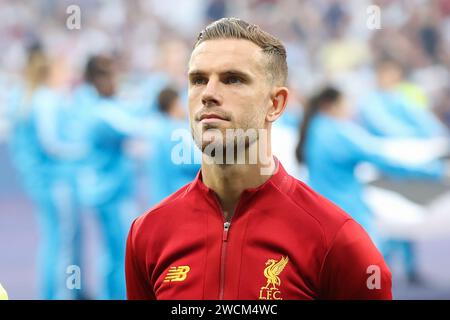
(198, 113), (229, 123)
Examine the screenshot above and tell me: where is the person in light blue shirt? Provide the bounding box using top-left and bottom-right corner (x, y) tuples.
(296, 87), (448, 278)
(359, 59), (447, 138)
(7, 44), (82, 299)
(359, 59), (449, 283)
(68, 55), (137, 299)
(146, 87), (200, 207)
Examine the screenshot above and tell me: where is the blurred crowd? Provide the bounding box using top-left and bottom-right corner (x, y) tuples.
(1, 0), (450, 299)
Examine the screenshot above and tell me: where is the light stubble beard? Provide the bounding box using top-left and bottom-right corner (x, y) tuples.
(190, 120), (271, 168)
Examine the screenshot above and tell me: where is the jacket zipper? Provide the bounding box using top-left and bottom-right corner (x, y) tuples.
(219, 221), (231, 300)
(213, 191), (247, 300)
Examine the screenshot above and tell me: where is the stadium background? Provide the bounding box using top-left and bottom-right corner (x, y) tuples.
(0, 0), (450, 299)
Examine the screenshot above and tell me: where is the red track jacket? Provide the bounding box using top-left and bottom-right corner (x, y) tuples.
(126, 161), (392, 300)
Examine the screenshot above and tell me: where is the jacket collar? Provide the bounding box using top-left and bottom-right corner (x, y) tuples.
(189, 157), (290, 196)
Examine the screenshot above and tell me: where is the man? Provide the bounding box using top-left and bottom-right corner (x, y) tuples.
(8, 44), (82, 299)
(359, 58), (447, 138)
(126, 18), (392, 300)
(70, 55), (137, 299)
(358, 58), (449, 285)
(146, 87), (200, 206)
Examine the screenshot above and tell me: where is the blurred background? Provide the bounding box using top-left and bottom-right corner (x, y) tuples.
(0, 0), (450, 299)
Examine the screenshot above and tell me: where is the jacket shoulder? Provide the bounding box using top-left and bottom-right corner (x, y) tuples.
(280, 175), (355, 246)
(133, 182), (194, 231)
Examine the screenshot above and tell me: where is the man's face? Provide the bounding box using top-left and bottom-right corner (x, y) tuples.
(93, 63), (117, 97)
(188, 39), (273, 154)
(377, 63), (402, 90)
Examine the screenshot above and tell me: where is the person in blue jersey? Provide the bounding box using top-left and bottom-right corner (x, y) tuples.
(359, 58), (448, 138)
(359, 58), (449, 284)
(295, 87), (449, 281)
(134, 39), (190, 116)
(146, 87), (200, 207)
(69, 55), (137, 299)
(7, 44), (83, 299)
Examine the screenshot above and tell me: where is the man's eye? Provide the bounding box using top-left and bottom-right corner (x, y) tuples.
(192, 77), (207, 85)
(226, 76), (243, 84)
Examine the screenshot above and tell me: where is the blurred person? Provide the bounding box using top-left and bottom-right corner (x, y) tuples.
(68, 55), (137, 299)
(146, 87), (200, 206)
(359, 58), (448, 138)
(126, 18), (392, 300)
(137, 39), (190, 115)
(376, 57), (428, 110)
(6, 43), (82, 299)
(296, 86), (449, 284)
(359, 58), (449, 284)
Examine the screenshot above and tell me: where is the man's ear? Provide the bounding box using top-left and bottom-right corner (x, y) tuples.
(267, 86), (289, 122)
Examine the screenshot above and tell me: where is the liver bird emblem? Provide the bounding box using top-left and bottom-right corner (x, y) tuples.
(262, 256), (289, 290)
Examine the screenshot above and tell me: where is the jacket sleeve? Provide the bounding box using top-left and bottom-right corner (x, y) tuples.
(399, 98), (448, 138)
(359, 96), (418, 137)
(319, 219), (392, 299)
(336, 122), (445, 180)
(125, 219), (156, 300)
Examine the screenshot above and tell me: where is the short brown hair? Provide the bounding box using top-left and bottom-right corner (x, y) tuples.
(158, 87), (179, 114)
(194, 17), (288, 86)
(84, 55), (114, 83)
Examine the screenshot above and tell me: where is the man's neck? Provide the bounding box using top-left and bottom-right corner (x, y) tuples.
(201, 151), (276, 222)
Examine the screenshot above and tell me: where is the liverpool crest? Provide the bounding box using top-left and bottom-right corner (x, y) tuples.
(259, 255), (289, 300)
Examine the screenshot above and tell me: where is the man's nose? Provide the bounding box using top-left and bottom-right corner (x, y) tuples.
(201, 78), (222, 107)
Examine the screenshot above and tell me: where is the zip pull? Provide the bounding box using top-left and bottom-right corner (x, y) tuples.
(223, 221), (231, 241)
